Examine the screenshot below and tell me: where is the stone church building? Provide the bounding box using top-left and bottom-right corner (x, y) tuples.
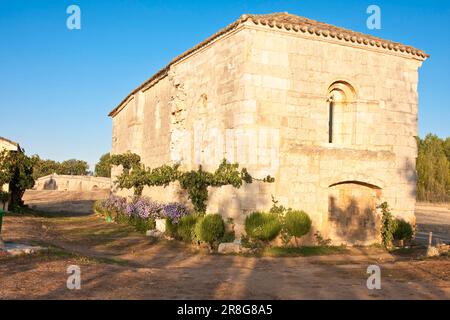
(109, 13), (428, 245)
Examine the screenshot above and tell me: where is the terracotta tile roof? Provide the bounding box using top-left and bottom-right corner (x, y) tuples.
(250, 13), (428, 57)
(109, 12), (428, 117)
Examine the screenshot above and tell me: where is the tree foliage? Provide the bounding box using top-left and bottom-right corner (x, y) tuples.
(416, 134), (450, 202)
(110, 153), (275, 213)
(32, 156), (89, 178)
(0, 149), (35, 211)
(94, 153), (112, 177)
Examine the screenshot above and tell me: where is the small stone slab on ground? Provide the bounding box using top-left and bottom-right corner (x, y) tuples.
(146, 229), (164, 238)
(426, 246), (440, 257)
(218, 242), (243, 254)
(0, 243), (46, 256)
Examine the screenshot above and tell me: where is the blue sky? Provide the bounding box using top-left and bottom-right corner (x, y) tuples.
(0, 0), (448, 170)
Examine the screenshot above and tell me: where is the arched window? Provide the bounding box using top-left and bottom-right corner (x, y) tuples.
(328, 97), (334, 143)
(327, 81), (356, 145)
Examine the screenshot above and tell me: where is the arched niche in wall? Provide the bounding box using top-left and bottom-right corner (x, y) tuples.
(328, 180), (381, 245)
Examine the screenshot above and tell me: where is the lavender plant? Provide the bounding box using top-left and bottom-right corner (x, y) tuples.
(162, 202), (189, 224)
(125, 196), (163, 219)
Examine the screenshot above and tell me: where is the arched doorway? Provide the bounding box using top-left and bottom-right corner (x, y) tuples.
(328, 181), (381, 245)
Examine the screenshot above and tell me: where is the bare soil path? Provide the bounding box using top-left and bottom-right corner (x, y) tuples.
(1, 212), (449, 300)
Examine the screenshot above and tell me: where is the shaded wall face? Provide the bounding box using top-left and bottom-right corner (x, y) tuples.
(328, 182), (382, 245)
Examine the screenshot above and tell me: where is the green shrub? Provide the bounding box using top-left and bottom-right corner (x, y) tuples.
(115, 212), (130, 225)
(285, 210), (312, 239)
(129, 216), (155, 233)
(379, 202), (395, 248)
(194, 214), (225, 244)
(177, 214), (199, 242)
(165, 218), (178, 237)
(245, 212), (281, 242)
(392, 219), (414, 241)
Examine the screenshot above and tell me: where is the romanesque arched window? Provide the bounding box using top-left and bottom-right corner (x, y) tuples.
(327, 81), (356, 145)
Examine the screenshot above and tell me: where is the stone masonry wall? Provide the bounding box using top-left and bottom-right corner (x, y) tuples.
(111, 21), (424, 244)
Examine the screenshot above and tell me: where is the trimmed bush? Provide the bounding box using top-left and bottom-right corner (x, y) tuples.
(285, 210), (312, 239)
(392, 219), (414, 241)
(177, 214), (199, 242)
(245, 212), (281, 242)
(194, 214), (225, 244)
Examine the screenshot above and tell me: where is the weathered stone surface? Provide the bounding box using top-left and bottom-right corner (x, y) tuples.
(33, 174), (111, 192)
(155, 218), (167, 233)
(109, 13), (427, 246)
(2, 243), (46, 256)
(426, 246), (440, 257)
(218, 242), (242, 254)
(146, 229), (164, 238)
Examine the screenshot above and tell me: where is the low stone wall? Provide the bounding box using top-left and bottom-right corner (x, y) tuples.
(33, 174), (111, 192)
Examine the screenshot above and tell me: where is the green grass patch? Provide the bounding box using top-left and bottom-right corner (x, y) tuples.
(262, 246), (349, 257)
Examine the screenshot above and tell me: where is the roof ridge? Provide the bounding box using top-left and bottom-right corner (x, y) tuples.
(244, 12), (428, 58)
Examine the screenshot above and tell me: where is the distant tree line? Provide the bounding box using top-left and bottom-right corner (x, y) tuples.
(32, 153), (112, 179)
(416, 134), (450, 202)
(31, 156), (89, 179)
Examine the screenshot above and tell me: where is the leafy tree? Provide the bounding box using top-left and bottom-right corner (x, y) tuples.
(31, 156), (90, 178)
(95, 153), (111, 177)
(444, 137), (450, 163)
(0, 149), (35, 211)
(31, 155), (59, 179)
(59, 159), (89, 175)
(416, 134), (450, 202)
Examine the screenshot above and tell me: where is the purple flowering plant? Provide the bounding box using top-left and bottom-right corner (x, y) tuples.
(96, 194), (190, 227)
(101, 194), (127, 214)
(162, 202), (189, 224)
(125, 196), (163, 220)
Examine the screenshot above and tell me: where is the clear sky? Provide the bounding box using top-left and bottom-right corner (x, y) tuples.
(0, 0), (449, 170)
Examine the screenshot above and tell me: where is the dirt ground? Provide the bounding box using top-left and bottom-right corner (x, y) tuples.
(1, 211), (449, 300)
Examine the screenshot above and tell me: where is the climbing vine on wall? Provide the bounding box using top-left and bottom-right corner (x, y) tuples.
(110, 153), (275, 213)
(378, 201), (395, 248)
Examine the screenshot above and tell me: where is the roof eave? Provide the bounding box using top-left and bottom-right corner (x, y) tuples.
(108, 13), (428, 118)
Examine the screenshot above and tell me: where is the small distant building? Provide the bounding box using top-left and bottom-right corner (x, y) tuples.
(0, 136), (20, 153)
(0, 136), (21, 209)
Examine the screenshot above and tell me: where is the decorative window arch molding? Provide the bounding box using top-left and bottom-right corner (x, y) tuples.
(326, 81), (357, 145)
